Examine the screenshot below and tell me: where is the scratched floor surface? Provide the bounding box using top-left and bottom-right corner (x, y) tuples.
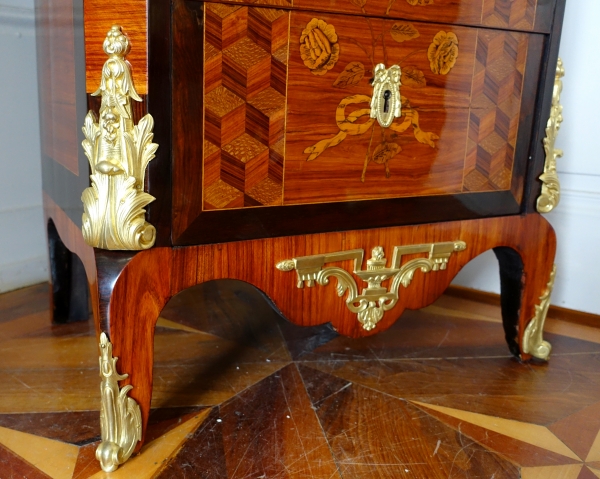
(0, 281), (600, 478)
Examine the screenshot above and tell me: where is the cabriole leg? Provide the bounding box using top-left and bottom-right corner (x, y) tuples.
(494, 218), (557, 362)
(94, 248), (172, 471)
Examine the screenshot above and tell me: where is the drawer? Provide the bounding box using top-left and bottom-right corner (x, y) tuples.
(207, 0), (556, 33)
(171, 1), (546, 244)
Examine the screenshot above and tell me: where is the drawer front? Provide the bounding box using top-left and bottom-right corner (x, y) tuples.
(201, 4), (542, 208)
(171, 1), (546, 244)
(205, 0), (556, 33)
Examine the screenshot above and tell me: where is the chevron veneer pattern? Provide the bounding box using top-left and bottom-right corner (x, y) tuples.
(203, 4), (290, 210)
(463, 30), (529, 192)
(482, 0), (537, 31)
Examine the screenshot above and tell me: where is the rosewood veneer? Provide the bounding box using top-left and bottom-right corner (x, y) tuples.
(36, 0), (567, 471)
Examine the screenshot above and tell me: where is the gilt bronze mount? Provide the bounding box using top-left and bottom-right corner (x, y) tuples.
(81, 25), (158, 250)
(96, 332), (142, 472)
(370, 63), (402, 128)
(537, 58), (564, 214)
(522, 265), (556, 361)
(277, 241), (466, 331)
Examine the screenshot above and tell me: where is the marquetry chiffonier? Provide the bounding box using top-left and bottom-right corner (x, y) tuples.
(37, 0), (567, 471)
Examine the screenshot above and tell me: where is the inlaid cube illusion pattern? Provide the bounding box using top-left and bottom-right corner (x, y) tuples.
(463, 30), (529, 192)
(203, 4), (290, 210)
(482, 0), (537, 31)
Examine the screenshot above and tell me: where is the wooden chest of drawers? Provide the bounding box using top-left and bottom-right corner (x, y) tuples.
(37, 0), (566, 470)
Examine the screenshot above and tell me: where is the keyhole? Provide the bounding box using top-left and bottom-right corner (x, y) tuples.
(383, 90), (391, 113)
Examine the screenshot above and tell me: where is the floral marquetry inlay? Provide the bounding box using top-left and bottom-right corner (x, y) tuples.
(200, 0), (542, 209)
(299, 19), (340, 75)
(300, 17), (446, 181)
(427, 31), (459, 75)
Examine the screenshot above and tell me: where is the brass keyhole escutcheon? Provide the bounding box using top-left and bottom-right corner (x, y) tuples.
(370, 64), (402, 128)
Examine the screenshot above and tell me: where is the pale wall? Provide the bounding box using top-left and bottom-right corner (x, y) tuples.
(0, 1), (598, 314)
(0, 2), (47, 293)
(453, 1), (600, 315)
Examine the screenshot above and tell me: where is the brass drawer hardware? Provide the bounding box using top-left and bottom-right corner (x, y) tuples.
(370, 63), (402, 128)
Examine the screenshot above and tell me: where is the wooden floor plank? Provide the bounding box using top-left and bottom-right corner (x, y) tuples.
(411, 401), (580, 460)
(520, 465), (583, 479)
(310, 378), (519, 478)
(305, 356), (600, 425)
(220, 364), (341, 479)
(1, 282), (600, 477)
(0, 426), (79, 479)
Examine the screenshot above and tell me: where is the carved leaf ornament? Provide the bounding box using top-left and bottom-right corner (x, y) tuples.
(537, 59), (564, 213)
(96, 333), (142, 472)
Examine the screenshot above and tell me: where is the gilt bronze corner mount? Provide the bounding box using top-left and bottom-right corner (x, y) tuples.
(81, 25), (158, 250)
(537, 58), (564, 214)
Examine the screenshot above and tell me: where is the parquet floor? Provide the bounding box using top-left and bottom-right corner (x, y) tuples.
(0, 281), (600, 478)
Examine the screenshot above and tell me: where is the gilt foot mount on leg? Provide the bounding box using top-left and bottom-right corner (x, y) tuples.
(522, 265), (556, 361)
(96, 332), (142, 472)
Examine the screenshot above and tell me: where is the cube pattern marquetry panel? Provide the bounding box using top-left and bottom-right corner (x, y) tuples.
(482, 0), (537, 31)
(203, 4), (290, 210)
(463, 30), (529, 192)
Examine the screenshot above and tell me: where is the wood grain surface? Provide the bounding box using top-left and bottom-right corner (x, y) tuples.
(208, 0), (556, 33)
(284, 14), (538, 205)
(198, 10), (540, 209)
(4, 276), (600, 477)
(202, 4), (290, 210)
(83, 0), (147, 94)
(284, 14), (475, 204)
(99, 213), (556, 447)
(525, 0), (567, 214)
(35, 0), (79, 175)
(172, 0), (205, 240)
(169, 2), (563, 245)
(43, 193), (99, 331)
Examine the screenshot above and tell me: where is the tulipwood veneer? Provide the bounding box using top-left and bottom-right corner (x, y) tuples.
(37, 0), (568, 467)
(95, 213), (556, 446)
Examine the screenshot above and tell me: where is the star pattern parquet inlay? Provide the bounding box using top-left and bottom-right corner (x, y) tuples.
(0, 282), (599, 478)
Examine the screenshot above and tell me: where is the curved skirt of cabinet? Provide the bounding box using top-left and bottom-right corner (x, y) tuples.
(54, 212), (552, 454)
